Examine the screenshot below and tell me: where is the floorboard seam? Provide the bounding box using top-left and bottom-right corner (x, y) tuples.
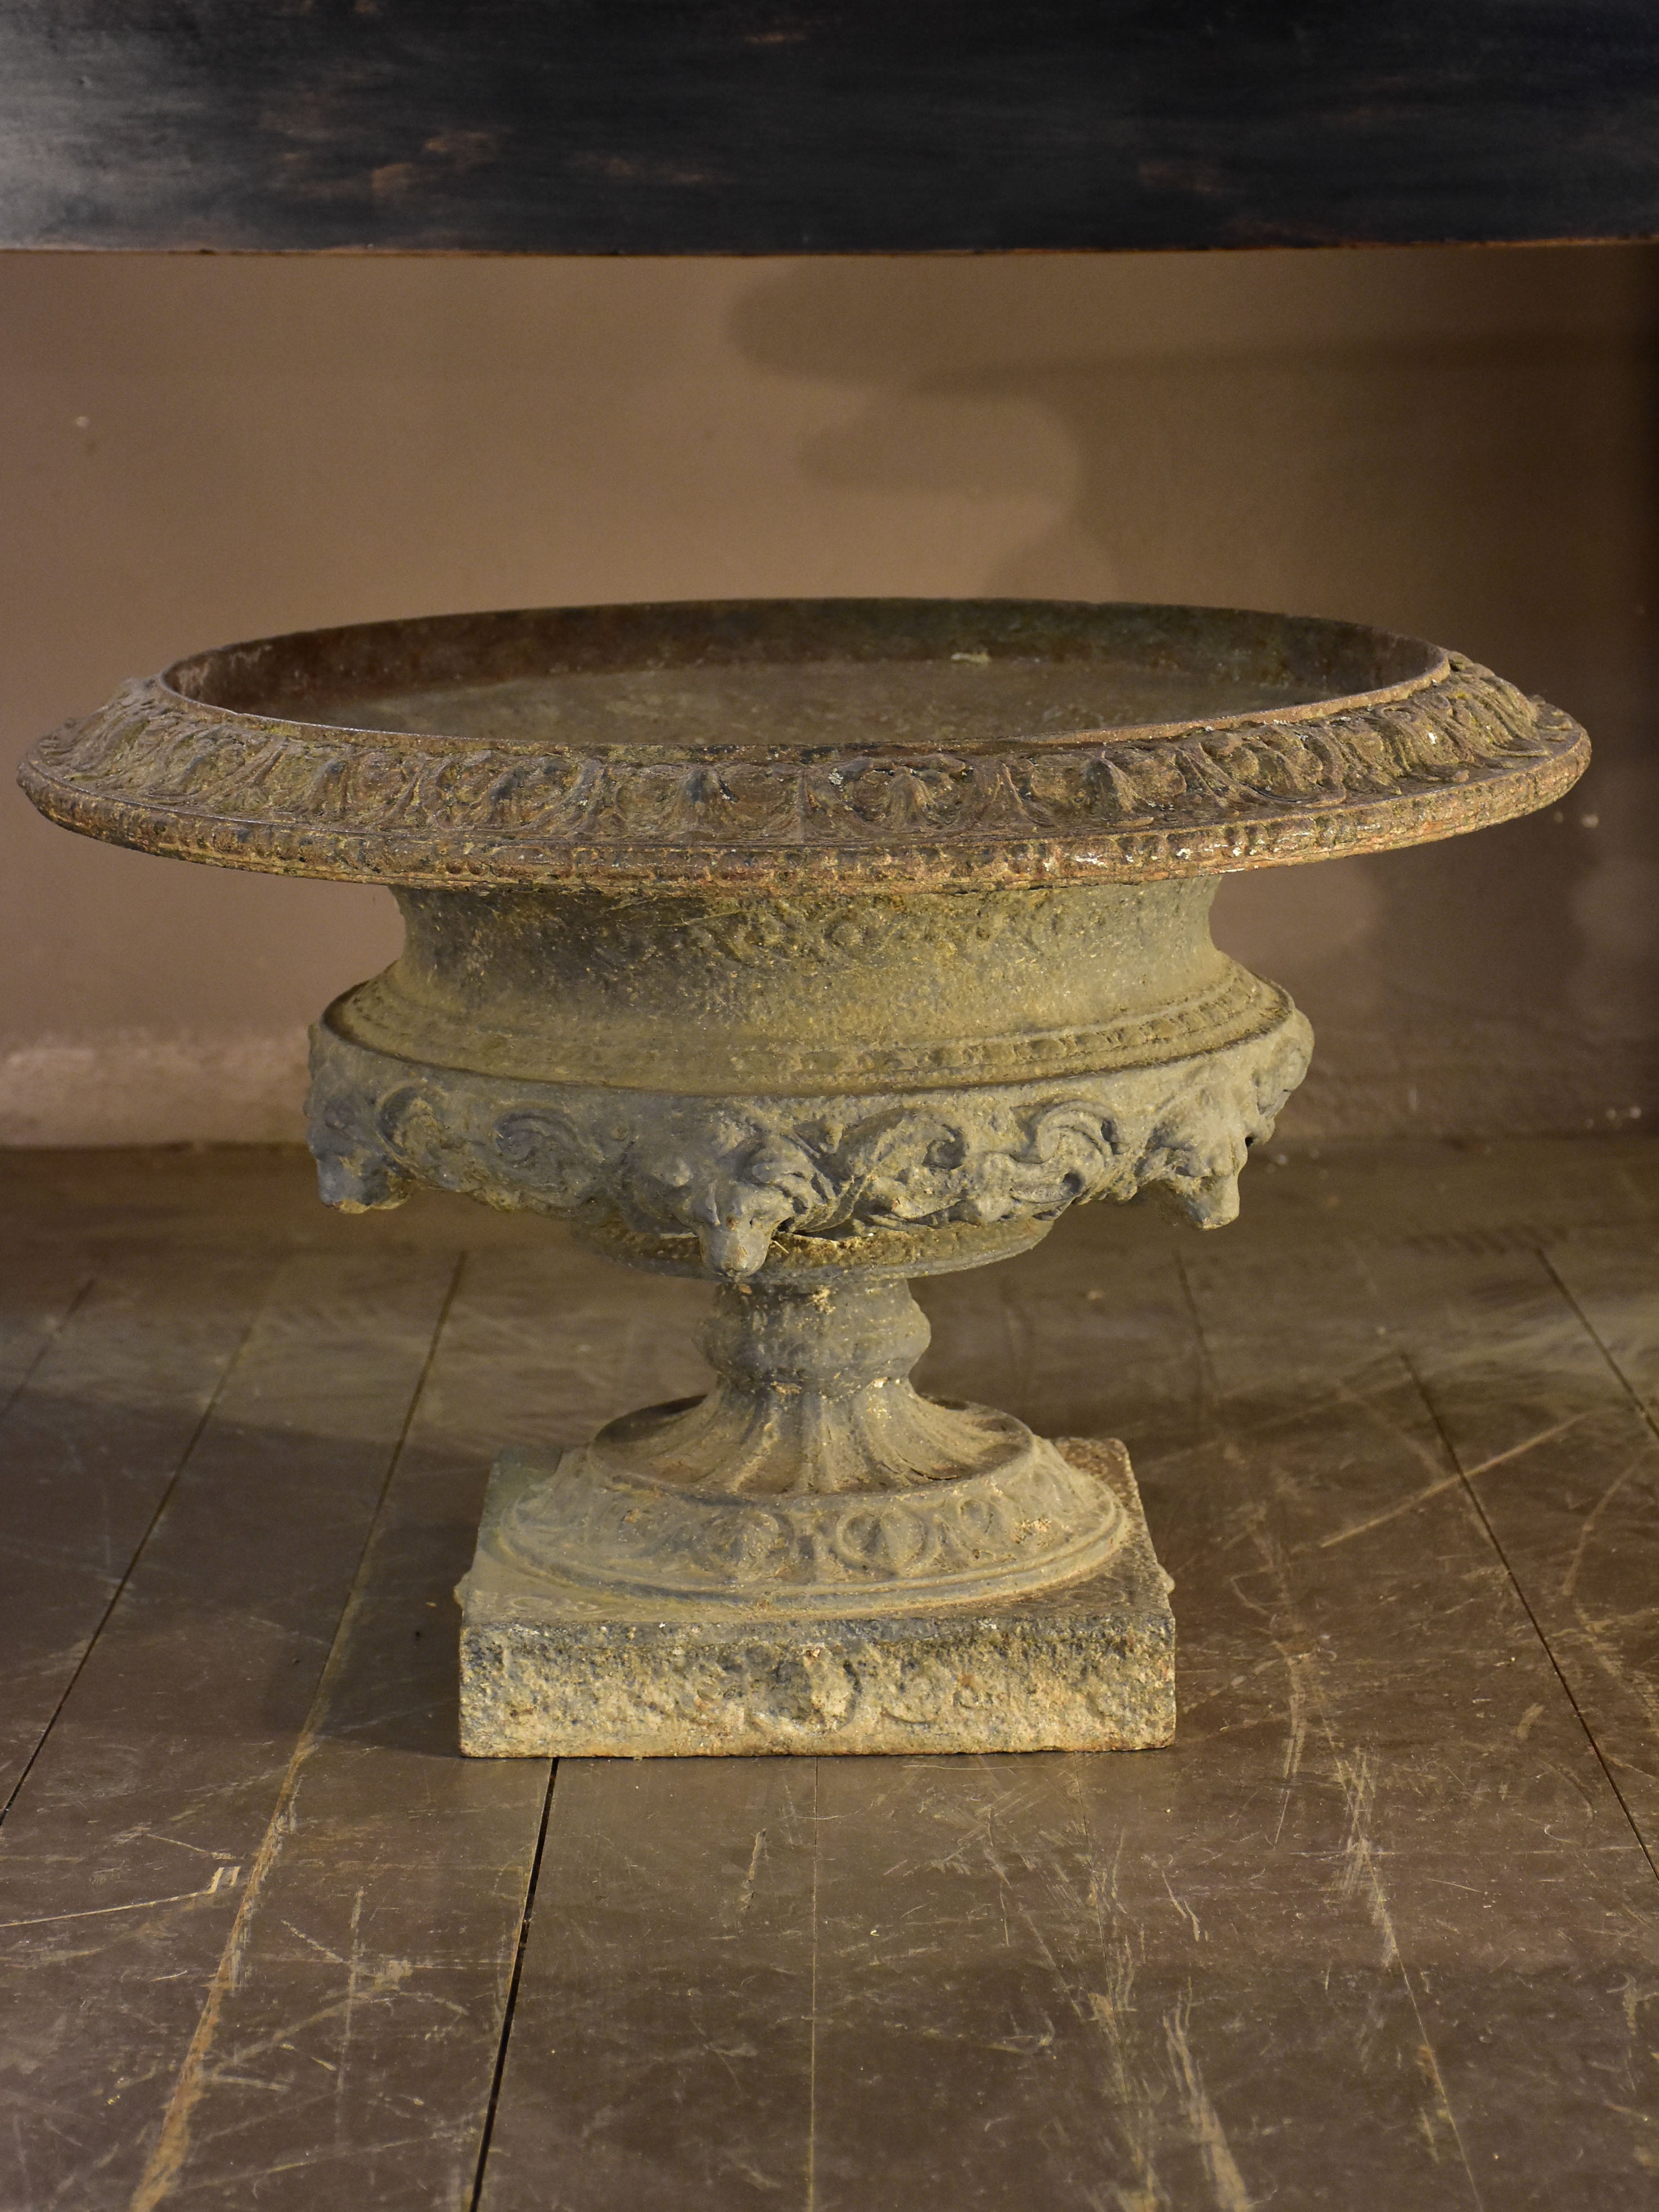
(0, 1273), (268, 1831)
(469, 1759), (560, 2212)
(1402, 1346), (1659, 1889)
(1188, 1343), (1492, 2212)
(1540, 1244), (1659, 1445)
(1173, 1255), (1220, 1445)
(0, 1265), (95, 1425)
(123, 1247), (469, 2211)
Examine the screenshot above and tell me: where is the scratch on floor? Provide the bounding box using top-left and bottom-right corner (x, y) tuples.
(125, 1791), (298, 2212)
(1164, 1997), (1252, 2212)
(1083, 1943), (1135, 2038)
(112, 1828), (240, 1863)
(1083, 1940), (1167, 2212)
(1572, 1603), (1659, 1738)
(1329, 1367), (1458, 1486)
(1413, 2039), (1463, 2168)
(1092, 1829), (1126, 1923)
(1560, 1455), (1643, 1600)
(1159, 1869), (1202, 1944)
(121, 1251), (462, 2211)
(279, 1919), (347, 1968)
(1331, 1756), (1486, 2206)
(1273, 1644), (1314, 1846)
(339, 1887), (366, 2125)
(0, 1863), (240, 1931)
(1072, 1765), (1170, 2210)
(1333, 1752), (1397, 1968)
(736, 1828), (767, 1920)
(1318, 1469), (1465, 1551)
(727, 2153), (787, 2193)
(1228, 1406), (1489, 2212)
(167, 1952), (423, 2092)
(1319, 1411), (1586, 1553)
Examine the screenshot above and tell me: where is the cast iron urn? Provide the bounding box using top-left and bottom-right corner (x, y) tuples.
(19, 600), (1588, 1755)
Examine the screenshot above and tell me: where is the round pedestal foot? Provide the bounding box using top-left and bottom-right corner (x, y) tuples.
(487, 1271), (1126, 1615)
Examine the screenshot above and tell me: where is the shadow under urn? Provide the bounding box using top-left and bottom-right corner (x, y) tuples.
(20, 599), (1588, 1755)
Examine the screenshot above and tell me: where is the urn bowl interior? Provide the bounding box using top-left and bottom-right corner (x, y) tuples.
(167, 597), (1445, 759)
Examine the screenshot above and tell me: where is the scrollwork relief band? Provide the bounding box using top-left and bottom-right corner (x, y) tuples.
(307, 992), (1313, 1279)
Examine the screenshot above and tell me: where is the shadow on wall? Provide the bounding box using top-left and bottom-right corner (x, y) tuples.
(727, 251), (1659, 1136)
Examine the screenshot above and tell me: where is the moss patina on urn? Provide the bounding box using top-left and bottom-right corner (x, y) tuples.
(20, 600), (1588, 1755)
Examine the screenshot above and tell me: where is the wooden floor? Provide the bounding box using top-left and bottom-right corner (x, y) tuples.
(1, 1139), (1657, 2210)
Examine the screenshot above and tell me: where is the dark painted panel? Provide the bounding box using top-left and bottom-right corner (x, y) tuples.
(2, 3), (1658, 253)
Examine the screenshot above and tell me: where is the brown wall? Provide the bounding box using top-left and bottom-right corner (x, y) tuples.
(1, 246), (1654, 1143)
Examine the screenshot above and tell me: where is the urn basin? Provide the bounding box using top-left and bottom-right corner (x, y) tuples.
(19, 599), (1588, 1755)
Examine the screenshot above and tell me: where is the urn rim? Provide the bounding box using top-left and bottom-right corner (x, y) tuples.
(18, 596), (1588, 891)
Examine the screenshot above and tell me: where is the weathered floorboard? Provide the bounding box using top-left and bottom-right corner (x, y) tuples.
(0, 1244), (92, 1408)
(1352, 1233), (1659, 1869)
(0, 1247), (281, 1809)
(479, 1758), (819, 2212)
(1179, 1246), (1659, 2205)
(132, 1243), (710, 2210)
(0, 1142), (1656, 2206)
(0, 1249), (457, 2212)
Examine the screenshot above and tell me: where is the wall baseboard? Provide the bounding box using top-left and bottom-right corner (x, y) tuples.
(0, 1031), (311, 1147)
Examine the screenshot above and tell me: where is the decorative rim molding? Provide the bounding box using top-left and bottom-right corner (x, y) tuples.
(20, 640), (1587, 892)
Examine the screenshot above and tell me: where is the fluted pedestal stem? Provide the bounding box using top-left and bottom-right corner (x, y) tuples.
(602, 1274), (1006, 1496)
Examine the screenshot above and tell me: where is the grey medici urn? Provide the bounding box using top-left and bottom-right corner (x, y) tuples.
(19, 598), (1588, 1755)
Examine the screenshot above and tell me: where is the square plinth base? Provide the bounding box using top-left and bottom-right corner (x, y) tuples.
(457, 1437), (1175, 1757)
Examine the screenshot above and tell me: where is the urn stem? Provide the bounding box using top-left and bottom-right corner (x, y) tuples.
(594, 1271), (1013, 1497)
